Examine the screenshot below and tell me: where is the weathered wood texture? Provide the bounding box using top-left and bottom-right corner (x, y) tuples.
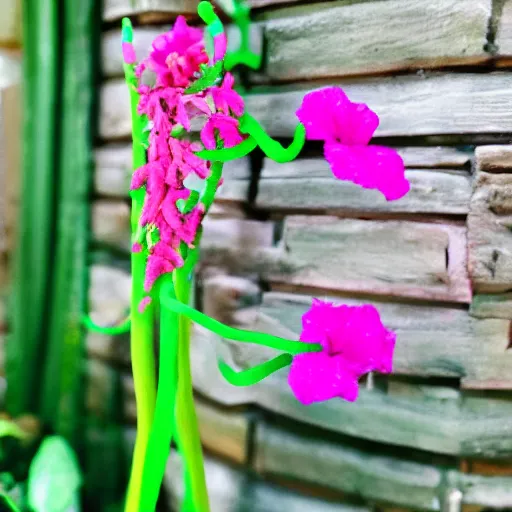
(468, 146), (512, 293)
(257, 158), (471, 215)
(470, 293), (512, 320)
(271, 216), (471, 303)
(103, 0), (198, 22)
(255, 420), (444, 510)
(254, 420), (512, 510)
(497, 0), (512, 55)
(264, 0), (491, 81)
(245, 73), (512, 139)
(91, 205), (471, 303)
(165, 453), (367, 512)
(191, 323), (512, 457)
(100, 73), (512, 140)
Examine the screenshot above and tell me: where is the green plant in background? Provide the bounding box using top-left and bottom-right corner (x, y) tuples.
(8, 0), (96, 507)
(0, 417), (82, 511)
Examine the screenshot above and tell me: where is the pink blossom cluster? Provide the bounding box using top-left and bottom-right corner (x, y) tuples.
(130, 16), (246, 291)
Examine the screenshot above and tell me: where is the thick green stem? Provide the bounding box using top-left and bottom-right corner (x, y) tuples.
(174, 270), (210, 512)
(123, 18), (157, 512)
(139, 276), (179, 511)
(170, 159), (225, 512)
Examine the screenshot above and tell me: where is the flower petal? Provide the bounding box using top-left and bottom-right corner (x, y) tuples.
(296, 87), (380, 144)
(288, 352), (359, 405)
(296, 87), (351, 141)
(324, 142), (410, 201)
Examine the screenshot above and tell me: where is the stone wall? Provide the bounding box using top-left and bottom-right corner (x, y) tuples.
(91, 0), (512, 510)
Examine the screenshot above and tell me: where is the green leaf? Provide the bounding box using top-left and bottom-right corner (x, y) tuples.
(27, 437), (81, 512)
(184, 60), (223, 94)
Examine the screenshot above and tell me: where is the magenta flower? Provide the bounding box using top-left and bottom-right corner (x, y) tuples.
(210, 73), (244, 117)
(144, 241), (184, 291)
(288, 299), (396, 405)
(201, 113), (244, 150)
(296, 87), (409, 201)
(138, 15), (208, 87)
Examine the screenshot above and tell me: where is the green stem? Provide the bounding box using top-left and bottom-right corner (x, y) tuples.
(219, 353), (293, 386)
(195, 136), (257, 162)
(169, 157), (224, 512)
(139, 276), (179, 511)
(160, 295), (321, 355)
(123, 18), (157, 512)
(174, 270), (210, 512)
(224, 1), (262, 71)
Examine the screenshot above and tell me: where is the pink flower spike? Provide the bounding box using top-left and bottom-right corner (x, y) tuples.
(288, 300), (396, 405)
(132, 242), (143, 253)
(141, 15), (208, 86)
(138, 296), (152, 313)
(213, 33), (228, 62)
(122, 42), (137, 64)
(296, 86), (409, 201)
(210, 73), (244, 117)
(201, 113), (244, 150)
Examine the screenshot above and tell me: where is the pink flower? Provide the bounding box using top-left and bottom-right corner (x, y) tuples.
(180, 205), (205, 246)
(288, 299), (396, 405)
(166, 139), (210, 184)
(296, 87), (409, 201)
(138, 296), (152, 313)
(200, 113), (244, 150)
(144, 241), (184, 291)
(140, 16), (208, 87)
(122, 42), (136, 64)
(210, 73), (244, 117)
(213, 33), (227, 63)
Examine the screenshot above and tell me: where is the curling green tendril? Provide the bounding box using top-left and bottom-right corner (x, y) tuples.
(225, 1), (261, 70)
(196, 115), (306, 164)
(240, 114), (306, 163)
(160, 295), (322, 355)
(219, 353), (293, 386)
(195, 136), (258, 162)
(82, 315), (131, 335)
